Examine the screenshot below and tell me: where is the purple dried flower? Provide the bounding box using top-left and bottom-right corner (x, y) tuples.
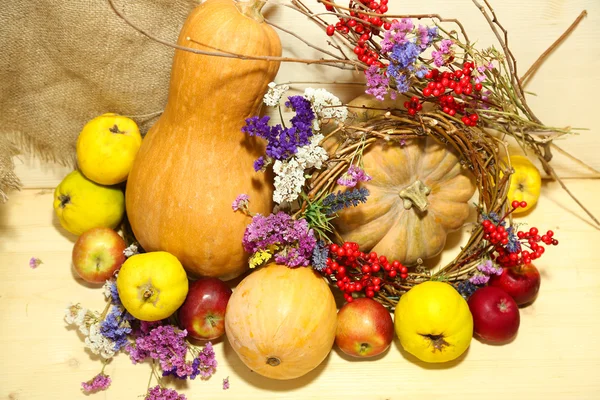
(145, 385), (186, 400)
(232, 194), (249, 212)
(323, 188), (370, 214)
(311, 241), (329, 272)
(432, 39), (454, 67)
(81, 373), (111, 393)
(477, 259), (503, 276)
(193, 342), (218, 380)
(223, 377), (230, 390)
(365, 65), (390, 101)
(29, 257), (42, 269)
(242, 212), (317, 268)
(469, 273), (490, 285)
(100, 306), (132, 351)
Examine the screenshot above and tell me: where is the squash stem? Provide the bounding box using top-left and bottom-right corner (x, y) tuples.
(234, 0), (267, 23)
(398, 180), (431, 212)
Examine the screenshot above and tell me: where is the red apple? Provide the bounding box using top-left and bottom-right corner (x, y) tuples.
(335, 298), (394, 358)
(178, 278), (232, 340)
(489, 263), (541, 306)
(468, 286), (520, 343)
(72, 227), (126, 283)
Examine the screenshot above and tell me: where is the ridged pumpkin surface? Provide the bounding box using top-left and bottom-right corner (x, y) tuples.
(125, 0), (281, 280)
(225, 263), (337, 380)
(335, 136), (476, 266)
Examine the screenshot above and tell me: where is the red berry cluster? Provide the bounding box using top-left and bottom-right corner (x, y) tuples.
(324, 1), (390, 67)
(482, 200), (559, 268)
(403, 96), (423, 116)
(323, 242), (408, 303)
(419, 63), (483, 126)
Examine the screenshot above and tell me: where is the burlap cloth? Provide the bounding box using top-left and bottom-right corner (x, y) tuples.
(0, 0), (200, 202)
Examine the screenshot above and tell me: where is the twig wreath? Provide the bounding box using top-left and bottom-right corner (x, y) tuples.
(109, 0), (595, 309)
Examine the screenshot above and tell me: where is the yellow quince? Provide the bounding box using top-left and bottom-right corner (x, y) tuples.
(506, 155), (542, 214)
(76, 113), (142, 185)
(394, 281), (473, 363)
(53, 170), (125, 236)
(117, 252), (189, 321)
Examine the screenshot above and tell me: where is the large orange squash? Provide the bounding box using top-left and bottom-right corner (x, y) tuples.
(125, 0), (281, 280)
(225, 263), (337, 380)
(333, 95), (476, 266)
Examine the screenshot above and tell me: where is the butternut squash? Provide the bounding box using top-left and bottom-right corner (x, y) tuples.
(126, 0), (281, 280)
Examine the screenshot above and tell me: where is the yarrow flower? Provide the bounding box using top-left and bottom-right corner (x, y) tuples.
(232, 194), (250, 212)
(29, 257), (42, 269)
(145, 385), (186, 400)
(81, 373), (111, 393)
(302, 87), (348, 130)
(323, 188), (370, 214)
(263, 82), (289, 107)
(242, 212), (317, 268)
(123, 243), (139, 258)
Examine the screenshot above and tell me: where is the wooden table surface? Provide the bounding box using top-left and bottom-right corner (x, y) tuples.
(1, 178), (600, 399)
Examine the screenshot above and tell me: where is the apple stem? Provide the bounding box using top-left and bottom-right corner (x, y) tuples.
(59, 194), (71, 208)
(266, 357), (281, 367)
(109, 124), (124, 134)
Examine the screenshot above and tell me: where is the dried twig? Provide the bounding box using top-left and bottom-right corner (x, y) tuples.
(521, 10), (588, 87)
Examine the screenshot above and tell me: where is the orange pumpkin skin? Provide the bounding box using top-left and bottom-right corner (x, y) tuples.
(333, 96), (475, 266)
(225, 263), (338, 380)
(125, 0), (281, 280)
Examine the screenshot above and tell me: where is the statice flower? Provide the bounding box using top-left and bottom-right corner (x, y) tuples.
(323, 188), (370, 214)
(223, 377), (230, 390)
(242, 96), (315, 163)
(100, 306), (133, 351)
(337, 165), (372, 188)
(273, 158), (305, 204)
(29, 257), (42, 269)
(81, 373), (111, 393)
(303, 88), (348, 130)
(242, 212), (317, 268)
(477, 259), (503, 276)
(102, 279), (122, 306)
(417, 25), (438, 49)
(263, 82), (289, 107)
(365, 65), (391, 101)
(432, 39), (455, 67)
(469, 273), (490, 285)
(192, 342), (218, 379)
(231, 194), (249, 212)
(311, 241), (329, 272)
(145, 385), (186, 400)
(127, 325), (196, 379)
(64, 303), (94, 335)
(505, 226), (521, 253)
(85, 322), (117, 359)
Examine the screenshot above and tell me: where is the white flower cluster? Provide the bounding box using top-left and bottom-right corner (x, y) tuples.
(303, 88), (348, 130)
(263, 82), (290, 107)
(123, 243), (139, 258)
(85, 323), (117, 359)
(273, 134), (329, 204)
(64, 303), (88, 329)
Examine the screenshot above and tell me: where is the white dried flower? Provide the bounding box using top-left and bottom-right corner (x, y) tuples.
(273, 158), (305, 204)
(263, 82), (290, 107)
(85, 323), (116, 360)
(295, 134), (328, 170)
(64, 303), (80, 325)
(123, 243), (139, 258)
(303, 88), (348, 130)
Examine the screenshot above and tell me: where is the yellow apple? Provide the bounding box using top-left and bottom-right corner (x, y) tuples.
(394, 281), (473, 363)
(76, 113), (142, 185)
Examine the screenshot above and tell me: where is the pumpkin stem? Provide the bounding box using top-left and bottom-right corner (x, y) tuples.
(398, 180), (431, 212)
(234, 0), (267, 23)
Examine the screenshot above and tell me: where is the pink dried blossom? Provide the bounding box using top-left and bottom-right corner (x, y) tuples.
(81, 373), (111, 393)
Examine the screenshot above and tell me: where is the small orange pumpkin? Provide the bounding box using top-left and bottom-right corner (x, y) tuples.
(333, 95), (476, 266)
(225, 263), (337, 380)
